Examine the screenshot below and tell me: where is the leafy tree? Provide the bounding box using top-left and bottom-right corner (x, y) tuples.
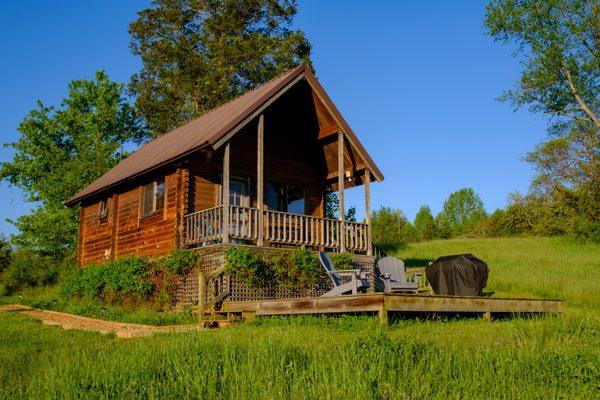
(371, 206), (415, 244)
(413, 205), (438, 240)
(437, 188), (487, 237)
(485, 0), (600, 241)
(129, 0), (312, 136)
(325, 193), (356, 221)
(0, 72), (146, 256)
(0, 235), (11, 275)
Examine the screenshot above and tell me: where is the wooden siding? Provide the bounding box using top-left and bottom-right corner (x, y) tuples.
(78, 170), (182, 266)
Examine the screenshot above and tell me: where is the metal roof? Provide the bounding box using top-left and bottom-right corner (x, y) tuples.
(65, 64), (383, 206)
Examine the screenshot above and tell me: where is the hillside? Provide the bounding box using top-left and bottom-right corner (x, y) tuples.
(1, 237), (599, 399)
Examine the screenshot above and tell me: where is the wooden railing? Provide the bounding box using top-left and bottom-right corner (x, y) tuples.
(185, 206), (223, 245)
(184, 206), (370, 253)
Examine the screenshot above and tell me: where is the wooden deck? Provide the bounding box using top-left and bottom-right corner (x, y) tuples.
(220, 293), (563, 324)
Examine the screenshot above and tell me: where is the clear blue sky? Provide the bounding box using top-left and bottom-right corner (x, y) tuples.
(0, 0), (546, 236)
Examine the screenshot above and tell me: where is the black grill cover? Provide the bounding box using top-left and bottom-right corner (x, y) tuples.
(425, 254), (488, 296)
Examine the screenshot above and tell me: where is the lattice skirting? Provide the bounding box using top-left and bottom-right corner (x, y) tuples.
(175, 246), (376, 306)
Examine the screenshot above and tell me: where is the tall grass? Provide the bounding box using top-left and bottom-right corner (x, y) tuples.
(1, 237), (599, 399)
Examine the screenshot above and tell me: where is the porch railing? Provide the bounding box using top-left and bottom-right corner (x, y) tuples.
(184, 205), (370, 253)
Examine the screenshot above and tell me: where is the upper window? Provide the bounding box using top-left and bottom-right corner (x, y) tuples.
(98, 199), (109, 223)
(267, 182), (305, 214)
(141, 180), (165, 217)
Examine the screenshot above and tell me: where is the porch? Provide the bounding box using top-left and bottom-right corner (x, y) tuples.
(184, 205), (370, 253)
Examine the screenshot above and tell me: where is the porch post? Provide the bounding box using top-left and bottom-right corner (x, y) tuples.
(338, 131), (345, 252)
(257, 114), (265, 247)
(364, 168), (372, 256)
(222, 141), (230, 244)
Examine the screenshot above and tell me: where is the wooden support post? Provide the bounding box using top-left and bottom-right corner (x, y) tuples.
(257, 114), (264, 247)
(198, 272), (207, 321)
(364, 169), (372, 256)
(222, 142), (230, 244)
(378, 308), (389, 326)
(338, 131), (345, 253)
(483, 311), (492, 322)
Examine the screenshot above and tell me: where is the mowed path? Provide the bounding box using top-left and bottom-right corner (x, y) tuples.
(0, 304), (205, 338)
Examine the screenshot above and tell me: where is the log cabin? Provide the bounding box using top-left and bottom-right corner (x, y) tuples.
(65, 64), (385, 305)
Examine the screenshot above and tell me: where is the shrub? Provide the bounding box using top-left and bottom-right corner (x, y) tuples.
(225, 247), (272, 287)
(59, 251), (198, 305)
(156, 248), (198, 274)
(330, 253), (354, 270)
(288, 247), (322, 290)
(225, 247), (323, 291)
(1, 248), (62, 295)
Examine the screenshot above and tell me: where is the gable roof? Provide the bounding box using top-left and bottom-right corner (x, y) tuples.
(65, 64), (383, 206)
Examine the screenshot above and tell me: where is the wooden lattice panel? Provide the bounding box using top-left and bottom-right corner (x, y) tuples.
(175, 245), (376, 306)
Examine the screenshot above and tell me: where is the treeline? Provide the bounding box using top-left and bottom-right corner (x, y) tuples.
(371, 187), (600, 245)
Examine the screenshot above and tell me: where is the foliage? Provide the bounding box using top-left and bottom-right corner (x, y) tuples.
(60, 256), (152, 301)
(325, 192), (357, 221)
(60, 250), (198, 305)
(287, 247), (322, 289)
(371, 206), (415, 245)
(1, 248), (64, 296)
(1, 237), (599, 398)
(129, 0), (312, 136)
(225, 247), (272, 287)
(225, 247), (323, 290)
(437, 188), (487, 237)
(0, 71), (147, 256)
(413, 205), (439, 240)
(485, 0), (599, 241)
(0, 236), (11, 275)
(155, 248), (198, 274)
(329, 253), (354, 270)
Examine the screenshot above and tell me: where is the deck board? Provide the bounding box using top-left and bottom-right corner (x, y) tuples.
(221, 293), (563, 316)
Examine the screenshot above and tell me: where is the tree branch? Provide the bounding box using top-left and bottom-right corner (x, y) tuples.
(562, 62), (600, 128)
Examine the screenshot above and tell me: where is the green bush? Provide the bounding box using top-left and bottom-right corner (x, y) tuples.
(225, 247), (323, 290)
(155, 248), (198, 274)
(225, 247), (273, 287)
(1, 249), (63, 295)
(59, 250), (198, 305)
(330, 253), (354, 270)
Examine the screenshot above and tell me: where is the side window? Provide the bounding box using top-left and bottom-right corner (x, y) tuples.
(287, 186), (305, 215)
(141, 179), (166, 217)
(98, 199), (110, 223)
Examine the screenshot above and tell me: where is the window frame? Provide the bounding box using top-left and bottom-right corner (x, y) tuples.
(140, 179), (166, 218)
(98, 198), (110, 224)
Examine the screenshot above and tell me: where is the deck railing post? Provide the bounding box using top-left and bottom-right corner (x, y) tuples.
(364, 168), (372, 256)
(222, 142), (230, 244)
(257, 114), (264, 247)
(338, 131), (345, 252)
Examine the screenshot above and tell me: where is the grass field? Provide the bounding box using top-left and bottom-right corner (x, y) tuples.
(1, 237), (599, 399)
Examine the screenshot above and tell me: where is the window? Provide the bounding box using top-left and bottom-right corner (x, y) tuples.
(267, 182), (305, 214)
(98, 199), (109, 223)
(229, 179), (248, 206)
(141, 180), (165, 217)
(287, 186), (305, 214)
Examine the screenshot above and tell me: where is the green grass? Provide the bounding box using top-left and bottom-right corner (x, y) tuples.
(1, 237), (599, 399)
(0, 286), (198, 326)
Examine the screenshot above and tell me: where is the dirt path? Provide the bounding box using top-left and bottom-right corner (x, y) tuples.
(0, 304), (206, 338)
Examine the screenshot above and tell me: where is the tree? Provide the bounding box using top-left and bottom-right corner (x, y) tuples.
(413, 205), (438, 240)
(129, 0), (312, 136)
(324, 193), (356, 221)
(371, 206), (415, 244)
(0, 72), (146, 256)
(485, 0), (600, 241)
(437, 188), (487, 237)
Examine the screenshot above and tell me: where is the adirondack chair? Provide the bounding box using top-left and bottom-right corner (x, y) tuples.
(377, 256), (419, 294)
(319, 253), (370, 297)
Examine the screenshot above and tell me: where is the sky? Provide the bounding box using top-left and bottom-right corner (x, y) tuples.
(0, 0), (548, 236)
